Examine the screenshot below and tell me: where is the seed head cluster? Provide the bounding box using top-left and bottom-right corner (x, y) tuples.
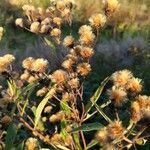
(96, 121), (124, 145)
(108, 69), (143, 106)
(0, 54), (15, 73)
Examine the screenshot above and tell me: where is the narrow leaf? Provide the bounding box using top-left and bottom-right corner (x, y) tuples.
(5, 123), (17, 150)
(85, 77), (110, 113)
(71, 123), (104, 133)
(87, 139), (98, 150)
(34, 86), (56, 128)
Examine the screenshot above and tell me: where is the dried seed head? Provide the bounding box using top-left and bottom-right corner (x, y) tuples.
(79, 31), (95, 45)
(107, 121), (124, 140)
(61, 8), (71, 17)
(63, 35), (74, 47)
(96, 127), (108, 144)
(105, 0), (120, 17)
(68, 78), (79, 89)
(1, 115), (12, 125)
(77, 63), (91, 76)
(28, 75), (38, 83)
(49, 111), (64, 122)
(80, 47), (94, 59)
(15, 18), (24, 27)
(79, 25), (92, 34)
(0, 54), (15, 73)
(20, 71), (30, 81)
(37, 7), (45, 15)
(65, 135), (73, 146)
(62, 59), (74, 69)
(111, 70), (133, 87)
(36, 87), (48, 97)
(108, 86), (127, 106)
(50, 134), (62, 144)
(50, 28), (61, 37)
(44, 105), (53, 113)
(50, 69), (68, 84)
(30, 22), (40, 33)
(89, 14), (106, 28)
(22, 57), (35, 70)
(53, 17), (62, 26)
(40, 25), (50, 33)
(131, 101), (141, 123)
(32, 58), (48, 73)
(41, 18), (51, 25)
(25, 137), (39, 150)
(56, 0), (66, 11)
(126, 77), (142, 93)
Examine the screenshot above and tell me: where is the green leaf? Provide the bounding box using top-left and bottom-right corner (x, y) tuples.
(71, 122), (104, 133)
(5, 123), (17, 150)
(60, 101), (71, 116)
(94, 103), (112, 123)
(34, 86), (56, 128)
(87, 139), (99, 150)
(73, 133), (82, 150)
(85, 77), (110, 113)
(15, 141), (24, 150)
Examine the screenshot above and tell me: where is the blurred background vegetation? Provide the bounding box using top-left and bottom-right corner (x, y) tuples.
(0, 0), (150, 95)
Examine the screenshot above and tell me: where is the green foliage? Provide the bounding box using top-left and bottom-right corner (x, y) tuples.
(5, 123), (17, 150)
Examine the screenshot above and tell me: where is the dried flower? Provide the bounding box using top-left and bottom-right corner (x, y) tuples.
(15, 18), (24, 27)
(36, 87), (48, 97)
(68, 78), (79, 89)
(32, 58), (48, 73)
(1, 115), (12, 125)
(89, 14), (106, 28)
(105, 0), (120, 17)
(61, 8), (70, 17)
(44, 106), (53, 113)
(25, 137), (39, 150)
(30, 22), (40, 33)
(53, 17), (62, 26)
(79, 25), (92, 34)
(0, 54), (15, 73)
(96, 127), (108, 144)
(62, 59), (74, 70)
(80, 47), (94, 58)
(79, 31), (95, 45)
(131, 101), (141, 123)
(49, 111), (64, 122)
(41, 18), (51, 25)
(50, 134), (62, 144)
(50, 28), (61, 37)
(131, 95), (150, 123)
(28, 75), (38, 83)
(20, 71), (30, 81)
(77, 63), (91, 76)
(107, 121), (124, 140)
(126, 77), (142, 93)
(56, 0), (66, 11)
(50, 69), (68, 84)
(111, 70), (133, 87)
(22, 57), (35, 70)
(40, 25), (50, 33)
(108, 86), (127, 106)
(63, 35), (74, 47)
